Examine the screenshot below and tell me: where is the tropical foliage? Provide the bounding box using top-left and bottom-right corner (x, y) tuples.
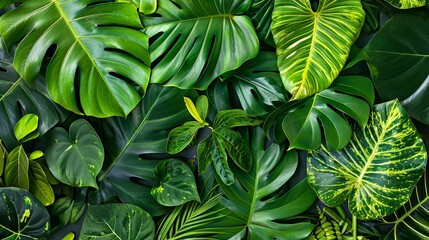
(0, 0), (428, 239)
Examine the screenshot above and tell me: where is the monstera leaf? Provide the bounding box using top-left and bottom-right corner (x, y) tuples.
(0, 0), (150, 117)
(216, 128), (317, 239)
(272, 0), (365, 100)
(308, 100), (427, 220)
(142, 0), (259, 89)
(94, 85), (192, 216)
(0, 187), (50, 239)
(248, 0), (275, 46)
(384, 0), (426, 8)
(80, 203), (155, 240)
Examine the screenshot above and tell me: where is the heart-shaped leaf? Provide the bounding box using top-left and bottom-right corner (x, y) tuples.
(0, 0), (150, 117)
(80, 203), (155, 240)
(4, 145), (29, 190)
(152, 159), (200, 206)
(308, 100), (427, 219)
(272, 0), (365, 100)
(0, 187), (50, 239)
(143, 0), (259, 89)
(46, 119), (104, 188)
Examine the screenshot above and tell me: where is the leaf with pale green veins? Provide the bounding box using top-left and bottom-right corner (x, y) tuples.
(212, 135), (234, 186)
(248, 0), (275, 46)
(0, 0), (150, 117)
(384, 0), (426, 8)
(152, 159), (200, 206)
(4, 145), (29, 190)
(29, 161), (55, 206)
(143, 0), (259, 89)
(197, 134), (214, 173)
(308, 100), (427, 220)
(213, 109), (262, 129)
(167, 121), (207, 154)
(272, 0), (365, 100)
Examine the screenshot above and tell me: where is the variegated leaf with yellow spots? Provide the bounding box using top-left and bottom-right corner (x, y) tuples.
(384, 0), (426, 9)
(308, 99), (427, 220)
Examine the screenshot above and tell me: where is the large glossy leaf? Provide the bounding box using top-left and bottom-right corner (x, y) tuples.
(0, 187), (50, 239)
(308, 100), (427, 220)
(248, 0), (275, 46)
(142, 0), (259, 89)
(358, 11), (429, 125)
(95, 85), (192, 216)
(216, 128), (317, 239)
(272, 0), (365, 100)
(384, 0), (426, 8)
(4, 145), (29, 190)
(79, 203), (154, 240)
(46, 119), (104, 189)
(0, 0), (150, 117)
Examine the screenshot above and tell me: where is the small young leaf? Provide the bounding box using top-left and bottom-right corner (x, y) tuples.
(212, 136), (234, 185)
(140, 0), (157, 14)
(152, 159), (200, 206)
(197, 134), (214, 173)
(29, 161), (55, 206)
(0, 141), (7, 177)
(5, 145), (29, 190)
(214, 127), (252, 172)
(167, 121), (206, 154)
(61, 232), (75, 240)
(14, 114), (39, 142)
(196, 95), (209, 121)
(29, 150), (44, 160)
(184, 97), (205, 123)
(213, 109), (262, 128)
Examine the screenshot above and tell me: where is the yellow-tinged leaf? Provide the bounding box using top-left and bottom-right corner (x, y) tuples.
(61, 232), (75, 240)
(184, 97), (205, 123)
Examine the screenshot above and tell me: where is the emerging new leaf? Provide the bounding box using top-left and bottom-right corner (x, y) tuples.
(14, 114), (39, 143)
(184, 97), (205, 123)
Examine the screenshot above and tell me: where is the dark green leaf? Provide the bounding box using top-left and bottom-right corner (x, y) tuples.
(272, 0), (365, 100)
(212, 135), (234, 186)
(51, 197), (86, 226)
(0, 140), (6, 178)
(143, 0), (258, 89)
(29, 161), (54, 206)
(5, 145), (29, 190)
(248, 0), (275, 46)
(196, 95), (209, 122)
(213, 109), (262, 129)
(152, 159), (200, 206)
(0, 187), (50, 239)
(0, 0), (150, 117)
(308, 100), (427, 219)
(167, 121), (206, 154)
(197, 134), (214, 173)
(214, 127), (252, 172)
(14, 114), (38, 143)
(46, 119), (104, 188)
(384, 0), (426, 8)
(79, 203), (154, 240)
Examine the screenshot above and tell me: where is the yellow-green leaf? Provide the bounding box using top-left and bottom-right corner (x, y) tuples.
(14, 114), (39, 143)
(5, 146), (29, 190)
(184, 97), (205, 123)
(29, 161), (55, 206)
(384, 0), (426, 9)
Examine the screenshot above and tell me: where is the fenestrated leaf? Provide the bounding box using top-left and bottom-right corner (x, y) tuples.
(0, 187), (50, 239)
(29, 161), (55, 206)
(216, 127), (317, 239)
(143, 0), (259, 89)
(308, 100), (427, 220)
(152, 159), (200, 206)
(248, 0), (275, 46)
(282, 76), (374, 151)
(94, 85), (193, 216)
(272, 0), (365, 100)
(384, 0), (426, 8)
(212, 135), (234, 186)
(167, 121), (206, 154)
(46, 119), (104, 188)
(14, 114), (38, 143)
(0, 0), (150, 117)
(4, 145), (29, 190)
(214, 127), (252, 172)
(213, 109), (262, 129)
(79, 203), (155, 240)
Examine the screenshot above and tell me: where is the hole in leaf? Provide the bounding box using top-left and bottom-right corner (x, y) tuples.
(200, 35), (217, 75)
(151, 33), (182, 67)
(170, 0), (183, 10)
(310, 0), (319, 12)
(108, 72), (143, 96)
(74, 68), (85, 114)
(0, 67), (7, 72)
(130, 177), (157, 187)
(146, 12), (162, 18)
(86, 0), (113, 7)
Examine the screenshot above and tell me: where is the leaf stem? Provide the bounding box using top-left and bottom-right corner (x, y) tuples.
(353, 215), (357, 240)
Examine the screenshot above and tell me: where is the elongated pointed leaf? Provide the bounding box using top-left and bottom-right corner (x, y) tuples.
(14, 114), (38, 143)
(167, 121), (206, 154)
(46, 119), (104, 188)
(272, 0), (365, 99)
(213, 109), (262, 129)
(212, 135), (234, 186)
(184, 97), (205, 123)
(0, 0), (150, 117)
(196, 95), (209, 122)
(143, 0), (259, 89)
(197, 134), (214, 173)
(152, 159), (200, 206)
(5, 145), (29, 190)
(248, 0), (275, 46)
(0, 187), (50, 239)
(80, 203), (154, 240)
(29, 161), (55, 206)
(308, 100), (427, 219)
(384, 0), (426, 8)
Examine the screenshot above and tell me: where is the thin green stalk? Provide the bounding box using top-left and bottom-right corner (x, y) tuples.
(352, 215), (357, 240)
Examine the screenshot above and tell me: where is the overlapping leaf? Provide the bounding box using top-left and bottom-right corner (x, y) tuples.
(308, 100), (427, 220)
(142, 0), (259, 89)
(272, 0), (365, 100)
(384, 0), (426, 8)
(0, 0), (150, 117)
(248, 0), (275, 46)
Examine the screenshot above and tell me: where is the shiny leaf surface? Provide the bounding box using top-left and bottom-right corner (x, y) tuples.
(4, 146), (29, 190)
(384, 0), (426, 8)
(13, 114), (38, 143)
(29, 161), (55, 206)
(166, 121), (206, 154)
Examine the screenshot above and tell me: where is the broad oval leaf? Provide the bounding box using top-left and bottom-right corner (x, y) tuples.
(4, 145), (29, 190)
(0, 187), (50, 239)
(46, 119), (104, 188)
(384, 0), (426, 8)
(14, 114), (38, 143)
(272, 0), (365, 100)
(152, 159), (200, 206)
(79, 203), (155, 240)
(0, 0), (150, 117)
(143, 0), (259, 89)
(196, 95), (209, 122)
(166, 121), (206, 154)
(308, 100), (427, 219)
(29, 161), (55, 206)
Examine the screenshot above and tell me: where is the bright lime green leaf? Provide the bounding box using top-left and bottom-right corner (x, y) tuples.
(29, 161), (55, 206)
(167, 121), (206, 154)
(29, 150), (44, 161)
(184, 97), (205, 123)
(196, 95), (209, 122)
(14, 114), (38, 143)
(0, 0), (150, 117)
(308, 100), (427, 220)
(5, 146), (29, 190)
(152, 159), (200, 206)
(62, 232), (75, 240)
(272, 0), (365, 100)
(384, 0), (426, 8)
(141, 0), (157, 14)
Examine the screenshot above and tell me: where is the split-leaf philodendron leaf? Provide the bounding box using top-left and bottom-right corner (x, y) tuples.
(308, 100), (427, 220)
(272, 0), (365, 100)
(0, 0), (150, 117)
(0, 187), (50, 239)
(384, 0), (426, 9)
(143, 0), (259, 89)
